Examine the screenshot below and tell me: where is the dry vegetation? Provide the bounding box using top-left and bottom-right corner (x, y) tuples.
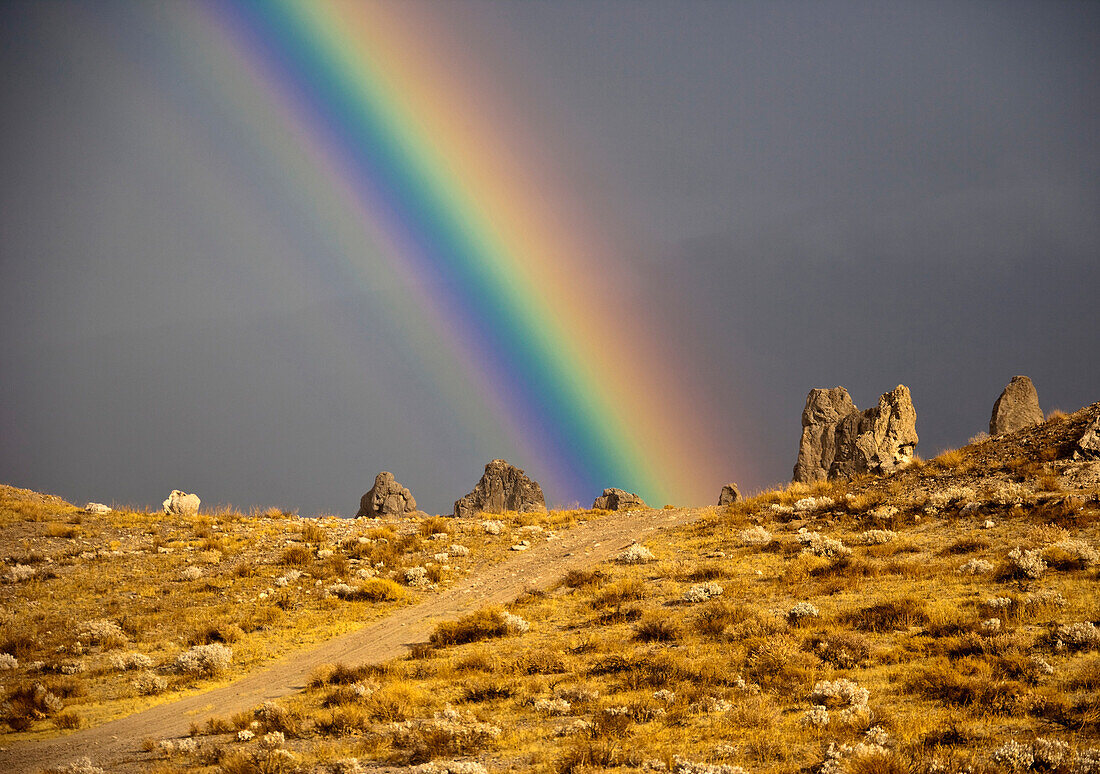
(8, 403), (1100, 774)
(0, 489), (591, 741)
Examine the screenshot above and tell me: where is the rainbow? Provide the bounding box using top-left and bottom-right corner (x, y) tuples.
(179, 0), (735, 506)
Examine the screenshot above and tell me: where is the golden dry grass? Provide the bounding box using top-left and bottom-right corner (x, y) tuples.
(0, 486), (602, 740)
(177, 475), (1098, 772)
(8, 403), (1100, 773)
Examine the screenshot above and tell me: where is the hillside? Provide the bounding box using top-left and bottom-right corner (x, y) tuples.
(3, 403), (1100, 774)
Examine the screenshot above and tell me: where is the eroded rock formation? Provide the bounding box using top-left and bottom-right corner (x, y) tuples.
(1078, 414), (1100, 460)
(793, 385), (918, 483)
(454, 459), (546, 519)
(163, 490), (200, 516)
(356, 471), (418, 518)
(592, 488), (646, 510)
(793, 387), (857, 483)
(717, 483), (742, 506)
(990, 376), (1044, 436)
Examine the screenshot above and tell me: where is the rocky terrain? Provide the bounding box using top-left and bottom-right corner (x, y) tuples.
(1, 395), (1099, 774)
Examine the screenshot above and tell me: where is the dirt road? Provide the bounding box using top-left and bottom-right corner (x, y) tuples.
(0, 507), (701, 773)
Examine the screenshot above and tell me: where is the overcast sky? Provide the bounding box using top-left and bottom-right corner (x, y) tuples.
(2, 1), (1097, 515)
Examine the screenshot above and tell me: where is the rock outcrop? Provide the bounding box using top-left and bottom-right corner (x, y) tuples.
(793, 385), (918, 483)
(162, 490), (200, 516)
(717, 483), (742, 506)
(84, 502), (111, 515)
(989, 376), (1044, 436)
(793, 387), (857, 483)
(1078, 414), (1100, 460)
(592, 488), (646, 511)
(829, 385), (918, 479)
(356, 471), (418, 518)
(454, 459), (546, 519)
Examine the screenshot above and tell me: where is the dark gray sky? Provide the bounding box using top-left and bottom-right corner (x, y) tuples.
(2, 1), (1097, 515)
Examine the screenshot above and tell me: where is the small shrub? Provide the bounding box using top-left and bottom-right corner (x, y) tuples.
(996, 546), (1047, 581)
(787, 602), (819, 625)
(2, 682), (63, 729)
(189, 622), (243, 646)
(591, 578), (647, 609)
(300, 521), (327, 544)
(108, 651), (153, 671)
(509, 649), (566, 675)
(77, 619), (127, 648)
(843, 597), (927, 632)
(958, 558), (995, 575)
(1047, 622), (1100, 652)
(54, 710), (82, 729)
(310, 663), (375, 688)
(45, 523), (81, 539)
(364, 682), (432, 722)
(1044, 539), (1100, 570)
(745, 640), (817, 692)
(461, 679), (515, 703)
(859, 529), (897, 545)
(278, 544), (312, 567)
(808, 678), (869, 710)
(615, 543), (655, 564)
(0, 629), (37, 659)
(739, 526), (773, 546)
(805, 631), (870, 668)
(174, 643), (232, 677)
(315, 704), (369, 736)
(684, 562), (724, 581)
(941, 536), (991, 555)
(634, 618), (681, 642)
(694, 600), (752, 638)
(389, 714), (502, 765)
(933, 448), (967, 468)
(429, 609), (527, 647)
(684, 582), (723, 603)
(419, 516), (452, 537)
(329, 578), (405, 602)
(252, 701), (301, 735)
(404, 566), (430, 587)
(797, 530), (851, 559)
(561, 568), (609, 589)
(133, 671), (167, 695)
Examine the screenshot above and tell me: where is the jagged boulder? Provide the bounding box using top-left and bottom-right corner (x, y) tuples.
(356, 471), (418, 518)
(793, 385), (918, 483)
(592, 488), (646, 510)
(793, 387), (857, 483)
(830, 385), (918, 479)
(454, 459), (546, 519)
(717, 483), (742, 506)
(990, 376), (1044, 436)
(163, 490), (200, 516)
(84, 502), (111, 515)
(1078, 414), (1100, 460)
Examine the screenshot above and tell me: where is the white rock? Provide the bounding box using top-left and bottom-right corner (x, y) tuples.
(163, 490), (200, 516)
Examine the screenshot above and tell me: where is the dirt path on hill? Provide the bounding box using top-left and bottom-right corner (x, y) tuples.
(0, 507), (702, 773)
